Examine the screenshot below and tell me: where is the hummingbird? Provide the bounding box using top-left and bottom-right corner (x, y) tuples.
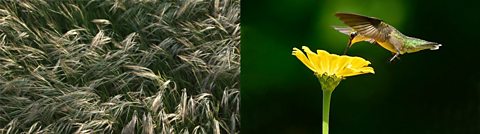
(333, 12), (442, 61)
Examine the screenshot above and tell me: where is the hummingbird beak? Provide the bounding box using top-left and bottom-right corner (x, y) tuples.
(343, 39), (352, 55)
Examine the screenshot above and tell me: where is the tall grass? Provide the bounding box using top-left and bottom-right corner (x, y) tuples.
(0, 0), (239, 133)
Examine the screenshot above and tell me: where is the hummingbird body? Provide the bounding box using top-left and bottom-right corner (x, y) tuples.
(333, 13), (442, 61)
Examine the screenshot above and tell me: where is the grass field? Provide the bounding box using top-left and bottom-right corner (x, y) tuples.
(0, 0), (239, 133)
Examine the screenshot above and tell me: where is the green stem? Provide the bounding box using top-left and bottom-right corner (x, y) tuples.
(322, 90), (332, 134)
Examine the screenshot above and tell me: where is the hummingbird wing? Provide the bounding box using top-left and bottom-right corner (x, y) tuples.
(332, 26), (354, 35)
(332, 26), (376, 43)
(335, 12), (393, 43)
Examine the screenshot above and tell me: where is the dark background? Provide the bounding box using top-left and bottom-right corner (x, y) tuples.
(241, 0), (479, 133)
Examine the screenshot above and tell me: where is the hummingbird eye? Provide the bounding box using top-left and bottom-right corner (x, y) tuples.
(350, 32), (357, 38)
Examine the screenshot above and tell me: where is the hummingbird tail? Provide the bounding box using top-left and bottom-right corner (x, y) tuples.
(430, 43), (442, 50)
(424, 43), (442, 50)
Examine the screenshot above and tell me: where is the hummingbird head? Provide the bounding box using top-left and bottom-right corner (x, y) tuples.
(343, 32), (357, 54)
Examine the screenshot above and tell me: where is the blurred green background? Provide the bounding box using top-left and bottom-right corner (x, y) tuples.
(241, 0), (479, 133)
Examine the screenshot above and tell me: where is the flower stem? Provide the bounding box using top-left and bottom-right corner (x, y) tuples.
(322, 90), (332, 134)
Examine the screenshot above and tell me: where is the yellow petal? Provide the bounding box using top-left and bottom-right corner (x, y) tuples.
(334, 57), (347, 76)
(358, 67), (375, 74)
(339, 67), (375, 77)
(327, 53), (341, 75)
(336, 65), (353, 77)
(292, 47), (317, 72)
(350, 57), (371, 68)
(302, 46), (321, 72)
(331, 55), (352, 75)
(316, 50), (330, 74)
(336, 68), (358, 77)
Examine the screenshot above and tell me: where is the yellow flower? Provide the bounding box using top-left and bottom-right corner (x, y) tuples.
(292, 46), (374, 91)
(292, 46), (375, 134)
(292, 46), (374, 77)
